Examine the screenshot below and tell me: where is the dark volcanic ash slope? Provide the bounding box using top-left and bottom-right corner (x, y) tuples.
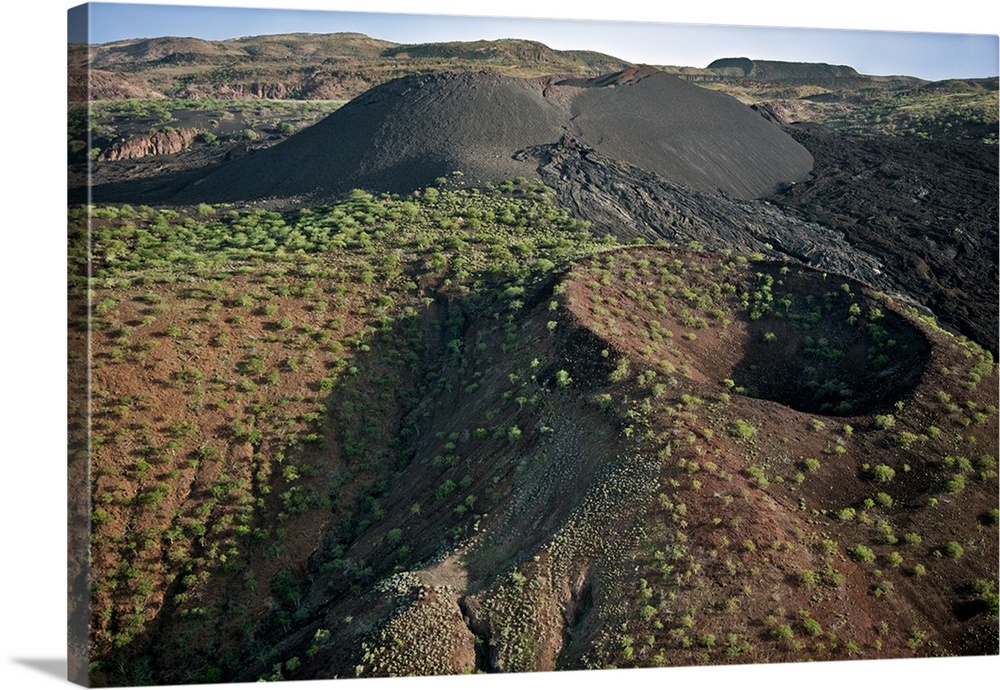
(168, 68), (813, 204)
(773, 125), (1000, 356)
(567, 69), (813, 198)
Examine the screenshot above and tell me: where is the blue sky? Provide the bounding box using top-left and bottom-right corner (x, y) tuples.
(68, 1), (999, 81)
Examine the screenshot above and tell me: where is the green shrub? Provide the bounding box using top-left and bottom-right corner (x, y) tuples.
(973, 579), (999, 617)
(745, 465), (768, 488)
(435, 480), (457, 501)
(875, 492), (893, 508)
(874, 414), (896, 430)
(773, 623), (795, 640)
(271, 569), (301, 607)
(727, 419), (756, 441)
(872, 464), (896, 483)
(849, 545), (876, 563)
(172, 367), (203, 384)
(92, 507), (113, 527)
(945, 473), (966, 494)
(802, 617), (823, 637)
(609, 358), (630, 383)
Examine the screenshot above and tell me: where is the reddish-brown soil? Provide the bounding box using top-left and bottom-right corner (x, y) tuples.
(255, 247), (996, 677)
(77, 267), (417, 681)
(557, 247), (997, 663)
(76, 242), (998, 683)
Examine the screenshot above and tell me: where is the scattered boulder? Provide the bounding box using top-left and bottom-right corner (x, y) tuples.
(102, 128), (201, 161)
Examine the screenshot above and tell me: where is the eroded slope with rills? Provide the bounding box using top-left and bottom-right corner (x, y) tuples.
(169, 68), (813, 204)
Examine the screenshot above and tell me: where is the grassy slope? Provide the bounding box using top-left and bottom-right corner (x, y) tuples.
(71, 180), (998, 684)
(558, 248), (998, 665)
(71, 180), (612, 684)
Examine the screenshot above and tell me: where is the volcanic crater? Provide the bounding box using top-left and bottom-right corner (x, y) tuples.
(562, 247), (933, 417)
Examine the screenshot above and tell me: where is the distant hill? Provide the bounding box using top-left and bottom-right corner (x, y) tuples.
(381, 38), (630, 74)
(704, 57), (928, 91)
(87, 33), (396, 69)
(909, 76), (999, 93)
(708, 57), (863, 80)
(71, 33), (634, 101)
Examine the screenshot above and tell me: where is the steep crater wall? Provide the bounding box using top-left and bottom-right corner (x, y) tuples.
(562, 247), (932, 417)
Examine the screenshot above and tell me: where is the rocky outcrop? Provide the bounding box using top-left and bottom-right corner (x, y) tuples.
(68, 68), (165, 102)
(179, 81), (298, 100)
(101, 128), (200, 161)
